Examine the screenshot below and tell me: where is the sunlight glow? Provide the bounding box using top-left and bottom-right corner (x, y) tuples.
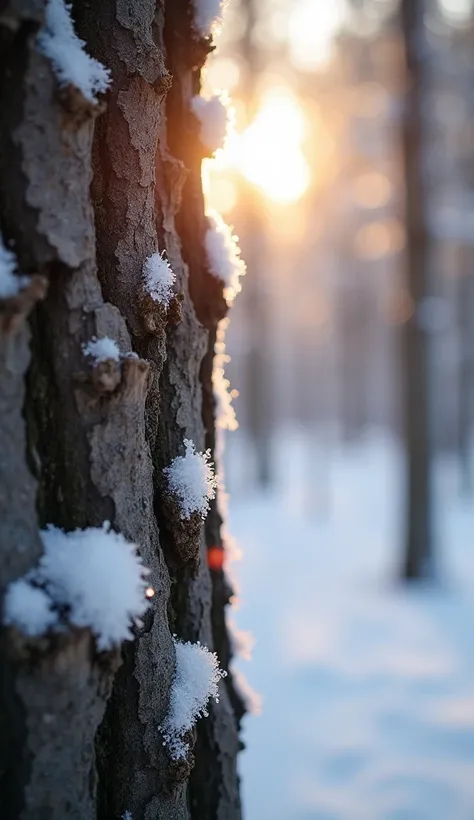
(211, 88), (310, 205)
(289, 0), (347, 71)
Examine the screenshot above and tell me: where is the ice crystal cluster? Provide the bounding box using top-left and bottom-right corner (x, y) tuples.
(164, 439), (218, 519)
(160, 639), (227, 759)
(38, 0), (111, 103)
(4, 524), (150, 651)
(142, 252), (176, 308)
(205, 210), (246, 303)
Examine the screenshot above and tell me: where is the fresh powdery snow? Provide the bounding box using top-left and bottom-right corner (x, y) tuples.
(24, 523), (150, 650)
(122, 812), (133, 820)
(142, 252), (176, 307)
(228, 428), (474, 820)
(192, 0), (226, 37)
(37, 0), (111, 103)
(205, 210), (245, 302)
(161, 639), (227, 759)
(0, 234), (29, 298)
(83, 336), (120, 363)
(191, 93), (232, 154)
(164, 439), (218, 519)
(3, 579), (58, 636)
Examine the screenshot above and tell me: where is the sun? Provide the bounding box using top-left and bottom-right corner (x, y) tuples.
(237, 89), (310, 204)
(208, 87), (310, 206)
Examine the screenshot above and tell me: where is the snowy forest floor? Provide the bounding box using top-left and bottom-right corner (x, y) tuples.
(227, 429), (474, 820)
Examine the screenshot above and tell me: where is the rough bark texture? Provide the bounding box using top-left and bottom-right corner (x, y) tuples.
(0, 1), (243, 818)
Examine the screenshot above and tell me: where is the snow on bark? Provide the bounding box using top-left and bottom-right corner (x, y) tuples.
(191, 92), (233, 153)
(3, 578), (58, 636)
(227, 619), (254, 662)
(37, 0), (111, 103)
(142, 251), (176, 307)
(213, 318), (238, 432)
(231, 667), (261, 716)
(4, 523), (151, 650)
(82, 336), (120, 363)
(205, 210), (246, 303)
(160, 639), (227, 759)
(226, 617), (260, 714)
(37, 523), (150, 650)
(163, 439), (218, 520)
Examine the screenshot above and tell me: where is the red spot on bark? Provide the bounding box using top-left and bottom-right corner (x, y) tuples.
(207, 545), (224, 571)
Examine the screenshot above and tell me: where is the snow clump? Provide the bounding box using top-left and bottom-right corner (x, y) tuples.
(205, 210), (246, 302)
(3, 523), (151, 651)
(163, 439), (218, 520)
(37, 0), (111, 103)
(160, 638), (227, 759)
(143, 252), (176, 308)
(83, 336), (120, 363)
(213, 319), (238, 432)
(191, 93), (233, 154)
(3, 579), (58, 636)
(37, 523), (150, 650)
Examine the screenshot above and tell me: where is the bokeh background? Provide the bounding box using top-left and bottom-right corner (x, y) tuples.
(203, 2), (474, 818)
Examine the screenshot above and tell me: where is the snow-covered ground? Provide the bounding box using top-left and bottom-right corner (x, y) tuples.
(227, 429), (474, 820)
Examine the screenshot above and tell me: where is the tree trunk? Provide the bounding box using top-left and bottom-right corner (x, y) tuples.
(456, 246), (474, 497)
(239, 0), (272, 488)
(400, 0), (434, 580)
(0, 1), (242, 818)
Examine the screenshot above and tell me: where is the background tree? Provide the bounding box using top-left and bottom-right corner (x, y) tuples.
(400, 0), (434, 579)
(0, 1), (243, 818)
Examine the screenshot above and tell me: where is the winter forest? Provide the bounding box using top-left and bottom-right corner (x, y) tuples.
(1, 0), (474, 818)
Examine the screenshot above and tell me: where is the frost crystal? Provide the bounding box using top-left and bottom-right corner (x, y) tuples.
(160, 639), (227, 759)
(37, 0), (111, 103)
(191, 93), (233, 153)
(122, 813), (133, 820)
(3, 579), (58, 636)
(205, 210), (246, 302)
(164, 439), (218, 520)
(83, 336), (120, 363)
(0, 234), (29, 298)
(192, 0), (226, 37)
(143, 252), (176, 307)
(37, 523), (150, 650)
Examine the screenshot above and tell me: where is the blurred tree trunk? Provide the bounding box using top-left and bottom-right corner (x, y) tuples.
(242, 201), (272, 487)
(0, 1), (242, 818)
(400, 0), (434, 579)
(239, 0), (272, 487)
(340, 279), (371, 442)
(457, 246), (474, 496)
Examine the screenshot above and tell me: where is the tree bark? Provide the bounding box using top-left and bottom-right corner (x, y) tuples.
(0, 1), (242, 817)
